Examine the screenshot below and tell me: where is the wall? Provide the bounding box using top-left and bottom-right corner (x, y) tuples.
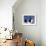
(0, 0), (16, 30)
(13, 0), (41, 46)
(40, 0), (46, 46)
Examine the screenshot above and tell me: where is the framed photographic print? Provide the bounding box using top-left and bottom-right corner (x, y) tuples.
(22, 15), (36, 25)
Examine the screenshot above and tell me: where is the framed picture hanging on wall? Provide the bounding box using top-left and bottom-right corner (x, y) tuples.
(22, 14), (36, 25)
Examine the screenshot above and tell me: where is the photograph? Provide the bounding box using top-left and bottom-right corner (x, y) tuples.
(22, 15), (36, 25)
